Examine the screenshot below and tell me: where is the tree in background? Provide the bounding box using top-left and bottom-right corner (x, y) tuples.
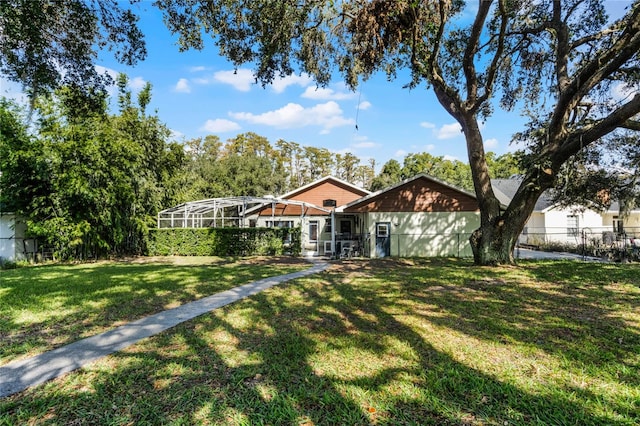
(156, 0), (640, 264)
(370, 152), (520, 193)
(0, 76), (184, 259)
(371, 159), (403, 192)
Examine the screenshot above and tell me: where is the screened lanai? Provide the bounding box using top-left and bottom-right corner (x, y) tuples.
(157, 196), (331, 229)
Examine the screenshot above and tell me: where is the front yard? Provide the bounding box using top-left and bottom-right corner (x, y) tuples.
(1, 257), (639, 425)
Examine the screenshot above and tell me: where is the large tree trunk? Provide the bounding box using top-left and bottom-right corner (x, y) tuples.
(469, 166), (555, 265)
(459, 110), (554, 265)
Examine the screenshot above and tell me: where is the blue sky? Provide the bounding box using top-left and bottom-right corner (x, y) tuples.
(1, 1), (633, 170)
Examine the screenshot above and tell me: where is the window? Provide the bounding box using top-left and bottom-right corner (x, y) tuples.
(567, 215), (579, 237)
(266, 220), (294, 228)
(325, 220), (332, 233)
(309, 220), (319, 242)
(340, 220), (352, 237)
(376, 223), (390, 237)
(613, 216), (624, 234)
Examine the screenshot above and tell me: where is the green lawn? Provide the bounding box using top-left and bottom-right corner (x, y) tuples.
(1, 258), (639, 425)
(0, 256), (309, 365)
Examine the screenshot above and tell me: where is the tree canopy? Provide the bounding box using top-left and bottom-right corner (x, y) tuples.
(0, 0), (146, 99)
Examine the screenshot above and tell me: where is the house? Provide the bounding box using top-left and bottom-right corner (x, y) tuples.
(340, 174), (481, 257)
(159, 174), (485, 258)
(249, 174), (482, 257)
(0, 210), (27, 262)
(601, 201), (640, 237)
(248, 176), (371, 256)
(491, 178), (640, 246)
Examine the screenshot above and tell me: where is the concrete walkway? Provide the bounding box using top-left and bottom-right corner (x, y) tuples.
(0, 260), (329, 398)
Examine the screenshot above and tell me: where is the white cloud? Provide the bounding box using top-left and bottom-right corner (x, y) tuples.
(426, 144), (436, 151)
(128, 76), (147, 91)
(95, 65), (118, 81)
(189, 66), (207, 72)
(169, 129), (184, 140)
(192, 77), (211, 85)
(358, 101), (372, 110)
(612, 82), (639, 102)
(437, 122), (463, 139)
(213, 69), (255, 91)
(395, 149), (408, 158)
(200, 118), (241, 133)
(229, 101), (354, 132)
(174, 78), (191, 93)
(301, 86), (356, 100)
(443, 154), (459, 162)
(270, 74), (313, 93)
(354, 141), (378, 148)
(484, 138), (498, 148)
(420, 121), (436, 129)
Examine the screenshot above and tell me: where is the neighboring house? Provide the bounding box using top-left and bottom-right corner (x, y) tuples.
(0, 209), (27, 262)
(491, 178), (638, 246)
(601, 201), (640, 237)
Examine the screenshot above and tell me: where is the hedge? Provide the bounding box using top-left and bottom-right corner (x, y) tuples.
(146, 227), (301, 257)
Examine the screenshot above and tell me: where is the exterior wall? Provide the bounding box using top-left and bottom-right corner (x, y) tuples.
(286, 180), (368, 207)
(362, 211), (480, 258)
(0, 213), (26, 261)
(602, 211), (640, 236)
(522, 208), (602, 245)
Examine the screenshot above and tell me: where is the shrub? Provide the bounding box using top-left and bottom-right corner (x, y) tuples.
(145, 227), (300, 257)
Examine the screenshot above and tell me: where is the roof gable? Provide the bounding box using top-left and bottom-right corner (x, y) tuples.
(342, 174), (480, 213)
(282, 176), (370, 207)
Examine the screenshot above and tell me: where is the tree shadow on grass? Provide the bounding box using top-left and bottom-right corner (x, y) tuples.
(0, 259), (307, 363)
(1, 259), (637, 424)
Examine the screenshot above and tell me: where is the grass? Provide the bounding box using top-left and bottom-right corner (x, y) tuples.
(1, 257), (639, 425)
(0, 256), (309, 365)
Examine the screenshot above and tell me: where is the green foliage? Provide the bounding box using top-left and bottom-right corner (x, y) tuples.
(0, 0), (146, 100)
(0, 77), (185, 260)
(369, 152), (524, 193)
(146, 227), (301, 257)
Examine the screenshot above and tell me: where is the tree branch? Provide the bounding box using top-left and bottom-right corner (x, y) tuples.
(549, 2), (640, 144)
(462, 0), (493, 106)
(621, 119), (640, 131)
(559, 93), (640, 161)
(475, 0), (508, 109)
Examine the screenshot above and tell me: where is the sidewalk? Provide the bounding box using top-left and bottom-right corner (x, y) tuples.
(0, 260), (329, 398)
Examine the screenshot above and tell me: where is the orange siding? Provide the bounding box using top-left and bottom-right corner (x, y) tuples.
(287, 180), (368, 206)
(258, 178), (368, 216)
(344, 177), (479, 213)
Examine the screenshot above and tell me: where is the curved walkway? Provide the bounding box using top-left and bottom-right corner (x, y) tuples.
(0, 260), (329, 398)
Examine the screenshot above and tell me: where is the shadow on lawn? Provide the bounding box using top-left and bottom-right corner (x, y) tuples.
(406, 260), (640, 373)
(3, 258), (637, 424)
(0, 260), (307, 363)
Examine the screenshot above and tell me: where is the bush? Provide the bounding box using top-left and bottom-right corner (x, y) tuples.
(146, 227), (301, 257)
(0, 257), (18, 270)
